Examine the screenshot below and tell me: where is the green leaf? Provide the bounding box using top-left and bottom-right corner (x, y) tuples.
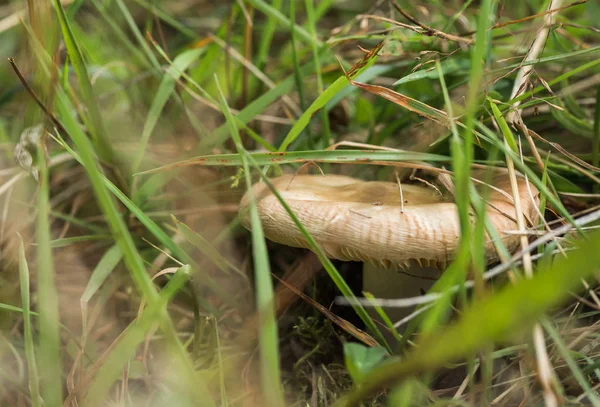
(344, 343), (388, 383)
(394, 59), (467, 86)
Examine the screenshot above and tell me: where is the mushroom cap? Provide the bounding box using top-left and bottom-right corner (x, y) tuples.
(239, 171), (539, 271)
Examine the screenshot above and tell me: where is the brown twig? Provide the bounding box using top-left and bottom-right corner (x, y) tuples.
(8, 58), (69, 136)
(390, 0), (472, 44)
(462, 0), (587, 35)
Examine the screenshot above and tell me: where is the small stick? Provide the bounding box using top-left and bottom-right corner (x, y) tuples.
(395, 170), (404, 213)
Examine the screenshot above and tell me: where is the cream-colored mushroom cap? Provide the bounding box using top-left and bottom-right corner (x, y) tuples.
(239, 172), (539, 270)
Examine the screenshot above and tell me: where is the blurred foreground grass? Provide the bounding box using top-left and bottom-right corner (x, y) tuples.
(1, 0), (600, 406)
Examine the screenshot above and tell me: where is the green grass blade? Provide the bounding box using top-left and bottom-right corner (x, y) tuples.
(136, 149), (450, 174)
(35, 143), (63, 406)
(173, 217), (244, 278)
(48, 235), (112, 248)
(255, 0), (282, 72)
(129, 0), (199, 39)
(488, 99), (517, 152)
(201, 60), (319, 149)
(593, 85), (600, 192)
(290, 0), (307, 113)
(89, 0), (153, 71)
(278, 42), (383, 151)
(18, 237), (41, 407)
(305, 0), (331, 147)
(82, 266), (202, 405)
(132, 47), (204, 173)
(452, 0), (493, 265)
(113, 0), (161, 70)
(80, 245), (123, 336)
(247, 0), (318, 47)
(215, 78), (285, 406)
(52, 0), (113, 161)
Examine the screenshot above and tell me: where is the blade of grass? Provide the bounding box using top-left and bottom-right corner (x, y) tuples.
(80, 245), (123, 337)
(35, 140), (63, 406)
(593, 85), (600, 192)
(278, 41), (384, 151)
(89, 0), (152, 71)
(114, 0), (161, 70)
(173, 216), (245, 279)
(147, 36), (276, 152)
(131, 47), (205, 173)
(129, 0), (199, 39)
(47, 235), (112, 247)
(247, 0), (319, 47)
(255, 0), (282, 73)
(215, 77), (285, 407)
(52, 0), (113, 161)
(290, 0), (306, 113)
(18, 237), (41, 407)
(452, 0), (493, 270)
(82, 265), (199, 405)
(542, 318), (600, 406)
(135, 149), (451, 174)
(305, 0), (331, 147)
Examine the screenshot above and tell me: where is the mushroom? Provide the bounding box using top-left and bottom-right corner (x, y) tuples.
(239, 170), (539, 336)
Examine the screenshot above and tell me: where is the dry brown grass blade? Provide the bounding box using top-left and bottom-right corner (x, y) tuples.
(491, 0), (586, 31)
(343, 77), (450, 126)
(461, 0), (587, 35)
(527, 129), (600, 172)
(336, 40), (450, 126)
(273, 254), (323, 317)
(501, 1), (570, 405)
